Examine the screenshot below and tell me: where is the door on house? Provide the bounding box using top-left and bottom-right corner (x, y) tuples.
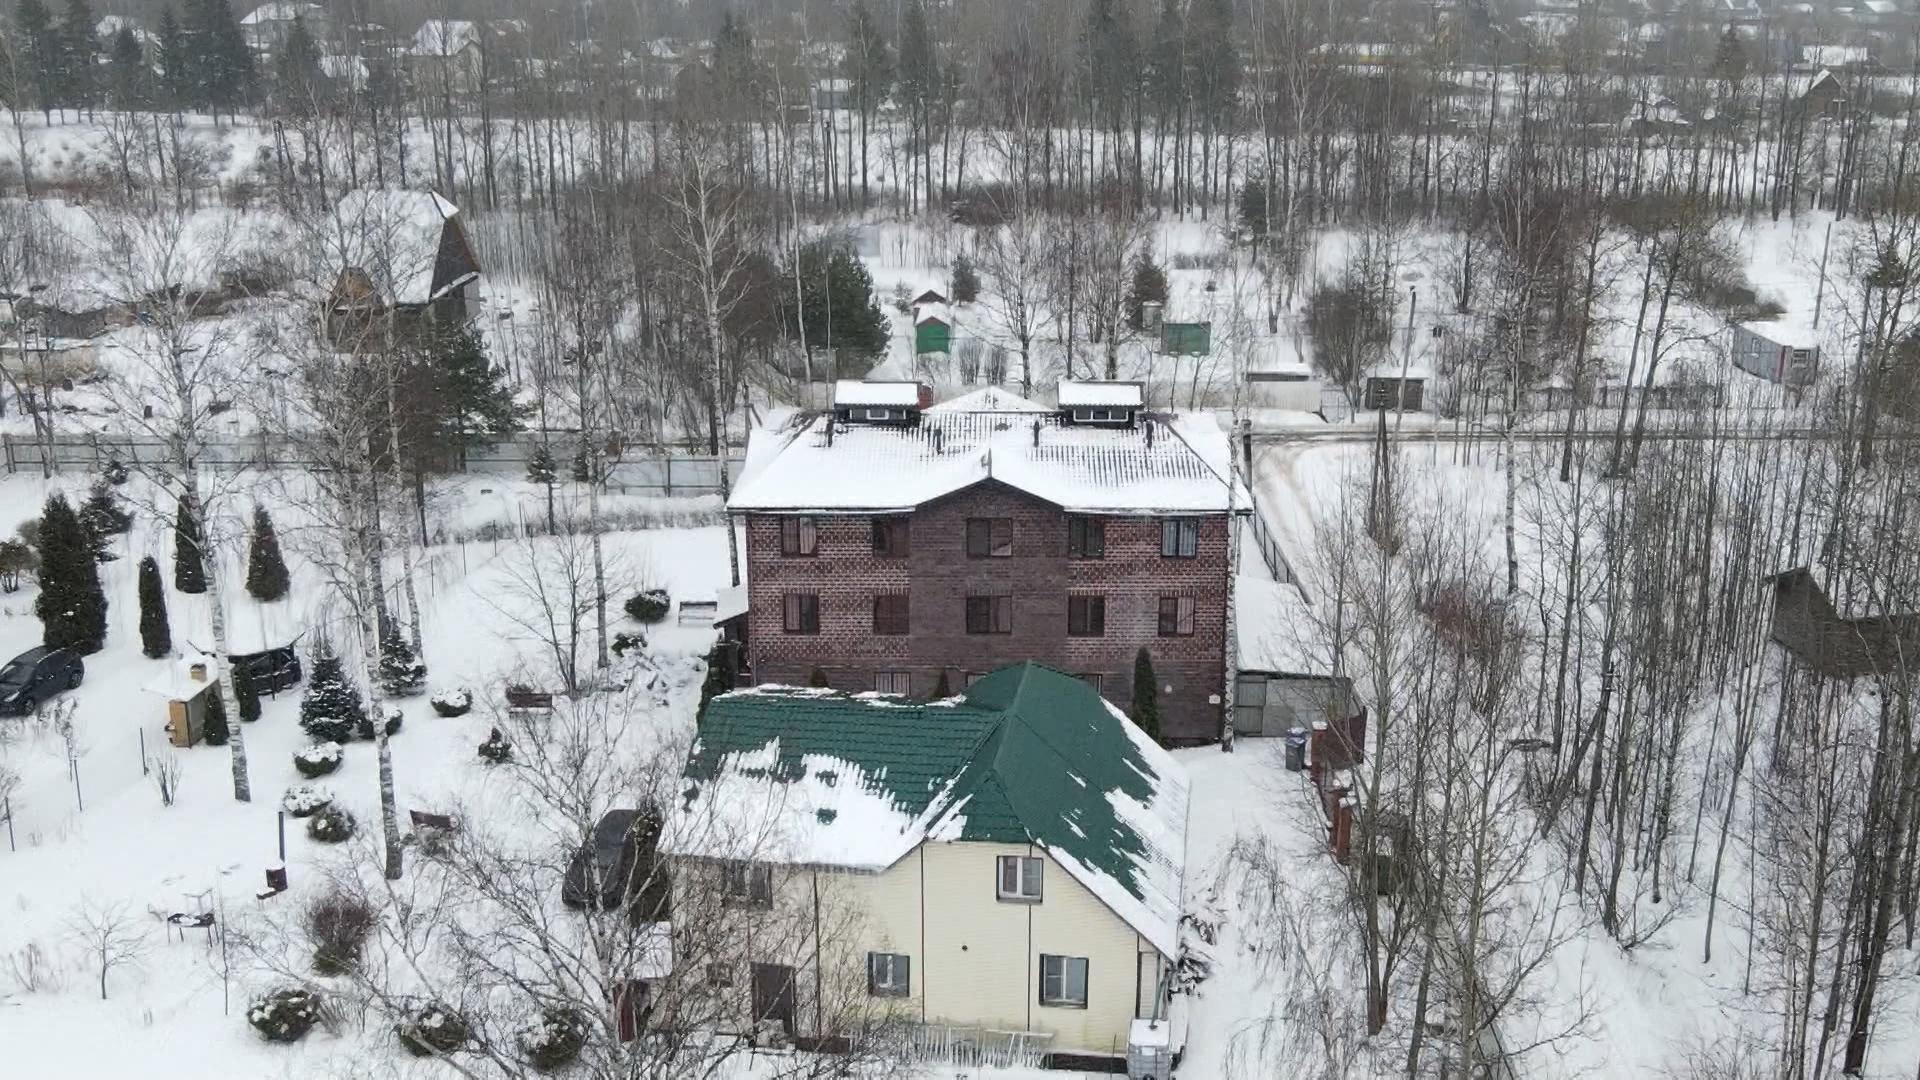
(750, 963), (797, 1035)
(1234, 676), (1268, 736)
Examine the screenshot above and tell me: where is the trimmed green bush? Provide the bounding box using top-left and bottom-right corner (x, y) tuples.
(248, 987), (321, 1042)
(396, 1002), (471, 1057)
(293, 742), (344, 779)
(517, 1007), (588, 1071)
(624, 588), (670, 624)
(307, 805), (356, 844)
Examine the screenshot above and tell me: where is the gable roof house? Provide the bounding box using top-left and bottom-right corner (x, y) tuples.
(320, 189), (481, 348)
(240, 2), (330, 51)
(663, 662), (1189, 1061)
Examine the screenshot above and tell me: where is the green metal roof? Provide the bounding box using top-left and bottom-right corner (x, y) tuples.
(678, 663), (1190, 955)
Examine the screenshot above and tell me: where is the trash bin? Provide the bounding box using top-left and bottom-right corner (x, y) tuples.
(1285, 727), (1308, 772)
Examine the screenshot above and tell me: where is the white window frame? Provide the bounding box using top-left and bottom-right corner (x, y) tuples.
(863, 407), (892, 421)
(1161, 517), (1199, 558)
(997, 855), (1043, 901)
(1039, 954), (1089, 1008)
(875, 671), (911, 696)
(867, 952), (910, 997)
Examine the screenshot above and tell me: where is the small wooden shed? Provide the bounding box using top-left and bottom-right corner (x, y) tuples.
(147, 656), (221, 748)
(914, 306), (952, 355)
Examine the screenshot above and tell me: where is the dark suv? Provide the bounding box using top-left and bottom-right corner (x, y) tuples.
(563, 807), (669, 916)
(0, 646), (85, 716)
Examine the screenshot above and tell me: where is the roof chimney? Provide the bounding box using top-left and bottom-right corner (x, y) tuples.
(188, 662), (208, 683)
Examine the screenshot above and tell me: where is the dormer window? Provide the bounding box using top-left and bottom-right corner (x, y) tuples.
(864, 408), (892, 421)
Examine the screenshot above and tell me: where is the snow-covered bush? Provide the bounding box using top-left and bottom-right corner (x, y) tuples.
(624, 588), (670, 624)
(396, 1002), (471, 1057)
(355, 704), (404, 741)
(478, 728), (512, 765)
(248, 987), (322, 1042)
(430, 688), (472, 718)
(306, 805), (356, 844)
(280, 784), (333, 818)
(611, 631), (644, 657)
(305, 889), (375, 975)
(293, 742), (344, 779)
(516, 1006), (588, 1071)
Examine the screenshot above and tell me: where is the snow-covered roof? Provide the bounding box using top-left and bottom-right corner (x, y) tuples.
(833, 380), (923, 408)
(412, 19), (482, 56)
(1058, 380), (1145, 408)
(321, 55), (368, 83)
(1235, 574), (1331, 676)
(143, 654), (223, 702)
(927, 386), (1050, 414)
(665, 663), (1190, 957)
(713, 583), (748, 625)
(321, 189), (471, 306)
(1739, 318), (1822, 350)
(730, 407), (1243, 515)
(242, 2), (324, 25)
(913, 303), (951, 327)
(1803, 44), (1873, 66)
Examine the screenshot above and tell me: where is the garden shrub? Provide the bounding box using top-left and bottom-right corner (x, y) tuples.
(248, 987), (321, 1042)
(306, 805), (356, 845)
(293, 742), (344, 779)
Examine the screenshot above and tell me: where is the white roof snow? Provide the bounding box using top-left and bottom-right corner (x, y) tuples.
(730, 408), (1243, 515)
(143, 654), (223, 702)
(241, 2), (323, 25)
(320, 189), (466, 307)
(927, 386), (1050, 414)
(1058, 380), (1145, 408)
(1740, 318), (1823, 350)
(833, 380), (922, 408)
(1234, 574), (1332, 676)
(412, 19), (482, 56)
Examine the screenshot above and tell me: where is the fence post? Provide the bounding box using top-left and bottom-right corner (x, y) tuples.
(664, 458), (674, 498)
(2, 432), (13, 474)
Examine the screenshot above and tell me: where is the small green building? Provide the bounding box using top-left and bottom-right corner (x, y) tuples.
(915, 308), (952, 355)
(1160, 321), (1212, 356)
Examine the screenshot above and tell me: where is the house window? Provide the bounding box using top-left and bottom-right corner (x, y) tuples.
(1079, 673), (1103, 694)
(965, 517), (1013, 558)
(875, 671), (911, 696)
(964, 672), (987, 688)
(1161, 518), (1199, 558)
(783, 593), (820, 634)
(1067, 516), (1105, 559)
(863, 407), (893, 421)
(1067, 595), (1106, 637)
(707, 963), (735, 988)
(867, 952), (911, 997)
(872, 517), (911, 557)
(1158, 595), (1195, 636)
(1039, 955), (1089, 1008)
(966, 595), (1012, 634)
(780, 518), (818, 557)
(873, 594), (910, 635)
(721, 862), (773, 908)
(997, 855), (1043, 901)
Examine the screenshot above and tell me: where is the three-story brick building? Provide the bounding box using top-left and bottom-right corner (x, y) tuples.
(729, 381), (1246, 744)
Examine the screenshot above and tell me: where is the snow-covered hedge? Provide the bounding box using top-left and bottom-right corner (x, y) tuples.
(397, 1002), (471, 1057)
(281, 784), (333, 817)
(356, 704), (403, 740)
(293, 742), (344, 779)
(624, 588), (670, 625)
(516, 1007), (588, 1072)
(248, 987), (322, 1043)
(307, 806), (356, 844)
(430, 688), (472, 718)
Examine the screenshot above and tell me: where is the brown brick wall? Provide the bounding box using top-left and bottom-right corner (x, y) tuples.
(743, 480), (1230, 743)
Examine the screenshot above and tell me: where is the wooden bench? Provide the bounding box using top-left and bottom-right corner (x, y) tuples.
(504, 686), (554, 711)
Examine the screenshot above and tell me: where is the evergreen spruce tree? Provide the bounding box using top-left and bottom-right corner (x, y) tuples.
(1129, 648), (1161, 744)
(377, 624), (424, 696)
(232, 661), (260, 721)
(16, 0), (61, 118)
(137, 555), (172, 658)
(1126, 252), (1169, 331)
(205, 0), (253, 112)
(33, 493), (108, 654)
(787, 240), (890, 371)
(173, 496), (206, 594)
(808, 667), (830, 688)
(274, 13), (322, 112)
(201, 682), (230, 746)
(300, 638), (363, 743)
(79, 479), (131, 562)
(155, 6), (186, 109)
(245, 506), (289, 601)
(951, 254), (980, 304)
(108, 25), (145, 109)
(58, 0), (96, 110)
